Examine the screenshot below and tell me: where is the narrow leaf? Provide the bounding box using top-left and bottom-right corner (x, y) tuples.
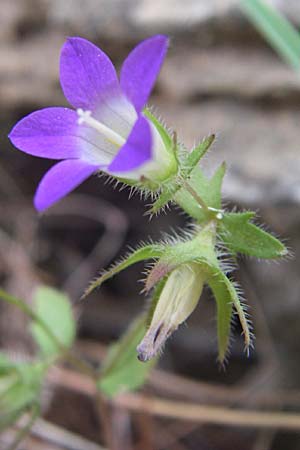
(220, 212), (287, 258)
(241, 0), (300, 70)
(83, 244), (164, 298)
(31, 286), (75, 356)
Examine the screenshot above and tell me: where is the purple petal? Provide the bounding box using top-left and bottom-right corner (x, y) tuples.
(60, 37), (120, 110)
(9, 107), (82, 159)
(34, 159), (99, 211)
(120, 35), (168, 112)
(108, 115), (151, 173)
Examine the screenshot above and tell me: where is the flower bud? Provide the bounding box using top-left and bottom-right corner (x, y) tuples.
(137, 262), (206, 361)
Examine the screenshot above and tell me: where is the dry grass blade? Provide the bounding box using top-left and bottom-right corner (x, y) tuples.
(48, 367), (300, 432)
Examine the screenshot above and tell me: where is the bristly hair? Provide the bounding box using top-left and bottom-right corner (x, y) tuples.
(81, 238), (164, 299)
(145, 136), (214, 217)
(216, 206), (290, 262)
(231, 279), (255, 353)
(97, 171), (161, 206)
(146, 104), (175, 139)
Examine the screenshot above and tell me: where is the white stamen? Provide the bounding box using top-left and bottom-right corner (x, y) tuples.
(77, 108), (126, 147)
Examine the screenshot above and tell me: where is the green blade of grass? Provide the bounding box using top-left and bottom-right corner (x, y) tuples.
(240, 0), (300, 69)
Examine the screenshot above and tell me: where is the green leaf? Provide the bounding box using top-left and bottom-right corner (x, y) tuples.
(219, 212), (287, 259)
(83, 244), (164, 298)
(0, 361), (44, 429)
(0, 354), (14, 375)
(174, 163), (226, 221)
(31, 286), (75, 357)
(240, 0), (300, 70)
(98, 315), (156, 397)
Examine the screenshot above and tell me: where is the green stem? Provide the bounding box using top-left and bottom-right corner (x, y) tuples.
(0, 289), (62, 350)
(179, 178), (223, 220)
(0, 289), (113, 447)
(179, 177), (209, 211)
(0, 289), (97, 379)
(7, 404), (40, 450)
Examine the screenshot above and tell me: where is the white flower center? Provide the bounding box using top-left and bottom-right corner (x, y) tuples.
(77, 108), (126, 148)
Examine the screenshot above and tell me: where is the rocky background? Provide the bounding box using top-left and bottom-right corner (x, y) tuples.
(0, 0), (300, 449)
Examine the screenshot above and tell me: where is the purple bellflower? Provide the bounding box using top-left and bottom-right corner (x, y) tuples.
(9, 35), (177, 211)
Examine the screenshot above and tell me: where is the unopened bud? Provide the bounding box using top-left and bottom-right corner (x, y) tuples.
(137, 262), (206, 361)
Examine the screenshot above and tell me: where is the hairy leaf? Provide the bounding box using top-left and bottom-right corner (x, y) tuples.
(84, 244), (164, 298)
(220, 212), (287, 258)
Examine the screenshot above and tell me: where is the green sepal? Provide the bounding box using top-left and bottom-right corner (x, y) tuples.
(153, 224), (251, 361)
(174, 163), (226, 221)
(163, 223), (218, 268)
(144, 223), (219, 291)
(148, 183), (179, 215)
(143, 223), (219, 292)
(208, 269), (252, 362)
(98, 314), (156, 397)
(219, 212), (287, 259)
(181, 134), (215, 177)
(144, 109), (173, 153)
(146, 223), (251, 362)
(208, 277), (233, 364)
(116, 110), (177, 191)
(83, 244), (165, 298)
(30, 286), (76, 357)
(149, 135), (215, 215)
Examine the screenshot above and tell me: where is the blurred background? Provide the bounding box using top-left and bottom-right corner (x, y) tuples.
(0, 0), (300, 449)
